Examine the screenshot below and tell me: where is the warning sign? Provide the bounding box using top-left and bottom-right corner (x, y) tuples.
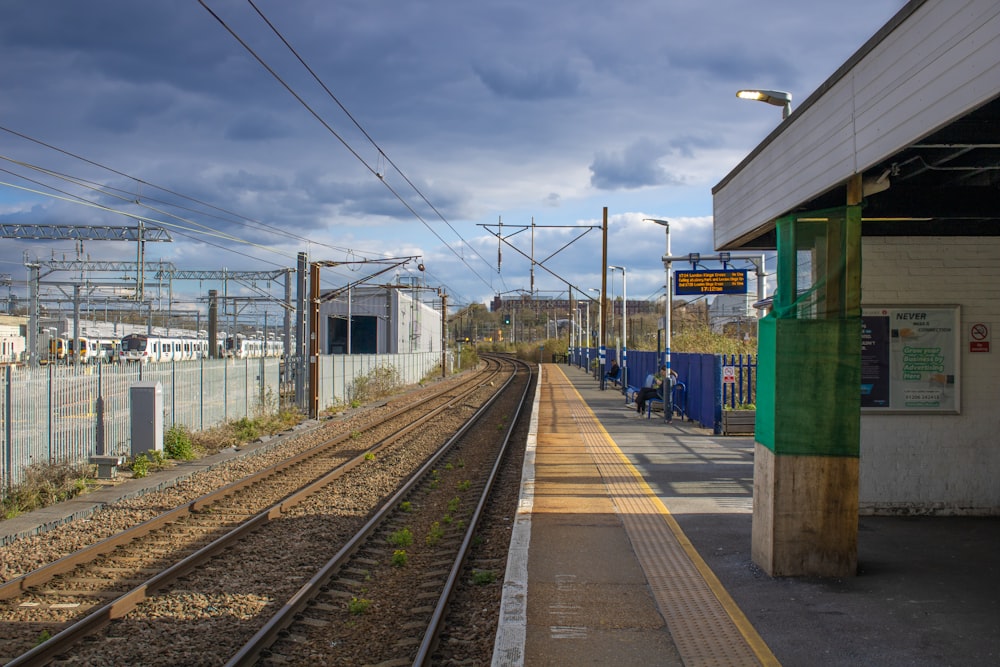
(675, 270), (747, 295)
(722, 366), (736, 383)
(970, 322), (990, 353)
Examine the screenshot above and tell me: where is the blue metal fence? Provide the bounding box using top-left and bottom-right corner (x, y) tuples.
(568, 347), (757, 434)
(720, 353), (757, 409)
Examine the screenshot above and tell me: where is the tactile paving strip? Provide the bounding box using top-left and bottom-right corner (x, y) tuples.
(551, 367), (778, 667)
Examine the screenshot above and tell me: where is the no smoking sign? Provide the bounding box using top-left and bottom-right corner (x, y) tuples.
(970, 322), (990, 353)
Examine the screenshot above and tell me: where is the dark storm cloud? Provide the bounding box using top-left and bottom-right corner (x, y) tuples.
(473, 60), (581, 100)
(0, 0), (908, 306)
(589, 139), (682, 190)
(224, 113), (294, 142)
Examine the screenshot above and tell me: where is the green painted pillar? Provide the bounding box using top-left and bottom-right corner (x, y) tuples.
(752, 204), (862, 577)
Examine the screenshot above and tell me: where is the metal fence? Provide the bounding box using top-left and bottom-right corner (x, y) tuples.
(720, 353), (757, 408)
(1, 358), (280, 492)
(1, 351), (451, 492)
(567, 347), (757, 433)
(316, 351), (448, 409)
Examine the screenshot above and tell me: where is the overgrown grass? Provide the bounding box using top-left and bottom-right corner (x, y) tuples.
(1, 460), (96, 520)
(191, 403), (305, 456)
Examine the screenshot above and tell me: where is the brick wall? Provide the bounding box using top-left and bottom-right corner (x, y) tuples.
(860, 236), (1000, 514)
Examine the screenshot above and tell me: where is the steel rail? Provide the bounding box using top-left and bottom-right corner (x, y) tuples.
(224, 354), (524, 666)
(413, 357), (533, 665)
(0, 358), (498, 602)
(3, 361), (505, 666)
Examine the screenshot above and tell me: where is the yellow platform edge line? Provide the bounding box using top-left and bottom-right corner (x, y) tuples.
(550, 364), (781, 667)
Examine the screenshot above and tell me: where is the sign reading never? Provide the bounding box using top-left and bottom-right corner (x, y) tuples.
(674, 270), (747, 295)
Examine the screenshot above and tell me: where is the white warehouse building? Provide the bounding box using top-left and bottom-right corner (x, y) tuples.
(317, 285), (443, 355)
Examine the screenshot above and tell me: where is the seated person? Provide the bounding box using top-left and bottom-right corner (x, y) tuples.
(604, 359), (620, 383)
(636, 365), (676, 414)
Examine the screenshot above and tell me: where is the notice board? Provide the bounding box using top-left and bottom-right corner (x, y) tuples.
(861, 305), (960, 413)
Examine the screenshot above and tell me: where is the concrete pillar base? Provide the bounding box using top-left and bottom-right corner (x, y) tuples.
(752, 443), (859, 577)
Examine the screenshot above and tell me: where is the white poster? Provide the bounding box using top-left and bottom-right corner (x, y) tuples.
(861, 306), (960, 413)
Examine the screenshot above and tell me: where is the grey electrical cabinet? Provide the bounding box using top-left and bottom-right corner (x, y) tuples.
(130, 381), (163, 458)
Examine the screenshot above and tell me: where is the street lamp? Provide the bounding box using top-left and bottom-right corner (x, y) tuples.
(588, 287), (602, 377)
(609, 265), (627, 392)
(736, 89), (792, 119)
(644, 219), (671, 379)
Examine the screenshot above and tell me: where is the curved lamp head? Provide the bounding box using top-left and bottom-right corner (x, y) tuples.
(737, 89), (792, 118)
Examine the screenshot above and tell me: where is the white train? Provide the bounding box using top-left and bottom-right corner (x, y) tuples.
(223, 334), (283, 359)
(119, 333), (282, 363)
(119, 333), (211, 364)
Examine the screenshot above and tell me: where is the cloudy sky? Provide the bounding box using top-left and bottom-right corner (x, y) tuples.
(0, 0), (906, 318)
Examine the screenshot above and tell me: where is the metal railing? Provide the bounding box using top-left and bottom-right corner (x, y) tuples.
(1, 351), (451, 492)
(1, 358), (280, 492)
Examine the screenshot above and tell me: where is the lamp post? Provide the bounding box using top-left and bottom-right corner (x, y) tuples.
(588, 287), (602, 378)
(644, 219), (671, 374)
(609, 265), (627, 393)
(645, 218), (672, 420)
(736, 89), (792, 119)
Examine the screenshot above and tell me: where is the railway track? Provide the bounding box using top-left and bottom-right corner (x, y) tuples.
(0, 354), (527, 665)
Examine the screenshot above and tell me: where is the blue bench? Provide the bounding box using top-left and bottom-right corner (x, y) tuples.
(626, 373), (655, 405)
(647, 381), (686, 420)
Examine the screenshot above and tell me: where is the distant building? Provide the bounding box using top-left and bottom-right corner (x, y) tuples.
(708, 294), (752, 334)
(318, 285), (441, 354)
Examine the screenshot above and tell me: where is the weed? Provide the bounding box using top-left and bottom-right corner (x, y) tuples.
(442, 514), (452, 525)
(471, 569), (496, 585)
(351, 431), (362, 440)
(130, 454), (150, 479)
(1, 460), (95, 519)
(392, 550), (408, 567)
(348, 597), (372, 615)
(447, 497), (461, 513)
(34, 629), (52, 646)
(149, 450), (166, 469)
(400, 501), (412, 513)
(388, 527), (413, 548)
(444, 462), (454, 471)
(456, 480), (471, 492)
(426, 521), (444, 546)
(348, 365), (402, 405)
(364, 451), (375, 461)
(232, 416), (260, 442)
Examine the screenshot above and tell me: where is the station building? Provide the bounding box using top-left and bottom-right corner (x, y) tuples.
(712, 0), (999, 576)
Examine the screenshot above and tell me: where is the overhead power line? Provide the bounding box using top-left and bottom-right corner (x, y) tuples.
(197, 0), (500, 296)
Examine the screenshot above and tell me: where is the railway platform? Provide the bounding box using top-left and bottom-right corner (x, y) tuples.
(495, 362), (1000, 667)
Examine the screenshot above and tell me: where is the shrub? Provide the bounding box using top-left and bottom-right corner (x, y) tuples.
(232, 417), (259, 442)
(164, 425), (196, 460)
(131, 454), (150, 478)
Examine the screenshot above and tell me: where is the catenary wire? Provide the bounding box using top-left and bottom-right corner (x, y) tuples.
(197, 0), (496, 297)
